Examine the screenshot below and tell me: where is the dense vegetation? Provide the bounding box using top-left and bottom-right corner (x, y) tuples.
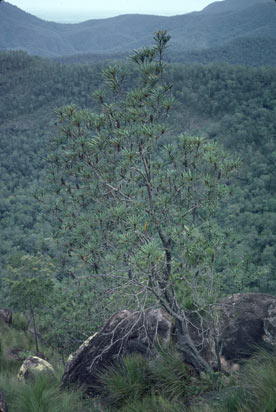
(2, 316), (276, 411)
(1, 49), (275, 294)
(0, 24), (276, 409)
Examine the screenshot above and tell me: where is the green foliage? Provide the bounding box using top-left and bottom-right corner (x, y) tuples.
(1, 49), (276, 297)
(148, 345), (223, 400)
(0, 317), (34, 356)
(0, 367), (94, 412)
(167, 63), (276, 293)
(7, 254), (54, 313)
(38, 276), (115, 357)
(99, 354), (152, 408)
(170, 37), (276, 67)
(46, 33), (237, 342)
(120, 394), (186, 412)
(6, 253), (55, 351)
(97, 345), (224, 410)
(148, 345), (195, 400)
(236, 349), (276, 412)
(185, 349), (276, 412)
(0, 316), (100, 412)
(7, 373), (83, 412)
(0, 50), (103, 275)
(0, 30), (276, 374)
(0, 317), (36, 377)
(12, 312), (28, 331)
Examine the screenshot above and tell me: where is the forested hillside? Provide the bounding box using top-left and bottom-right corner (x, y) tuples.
(1, 0), (276, 66)
(0, 50), (275, 298)
(1, 0), (276, 404)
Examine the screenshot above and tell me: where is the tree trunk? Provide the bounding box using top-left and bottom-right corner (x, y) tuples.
(31, 309), (39, 353)
(174, 318), (211, 373)
(0, 391), (8, 412)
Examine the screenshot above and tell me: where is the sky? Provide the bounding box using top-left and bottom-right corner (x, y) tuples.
(5, 0), (224, 22)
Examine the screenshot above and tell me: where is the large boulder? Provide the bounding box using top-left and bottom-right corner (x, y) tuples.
(17, 356), (55, 382)
(62, 308), (173, 392)
(0, 392), (8, 412)
(0, 309), (12, 326)
(62, 292), (276, 391)
(218, 293), (276, 362)
(179, 293), (276, 371)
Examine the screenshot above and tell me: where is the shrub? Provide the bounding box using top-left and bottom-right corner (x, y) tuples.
(12, 312), (28, 331)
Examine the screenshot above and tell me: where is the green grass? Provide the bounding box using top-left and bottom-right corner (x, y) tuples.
(186, 349), (276, 412)
(98, 353), (152, 408)
(0, 316), (99, 412)
(120, 394), (187, 411)
(148, 345), (196, 400)
(97, 345), (276, 411)
(0, 370), (95, 412)
(3, 313), (276, 412)
(97, 345), (221, 410)
(235, 349), (276, 412)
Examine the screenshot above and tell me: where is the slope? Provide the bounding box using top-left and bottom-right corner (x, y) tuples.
(0, 0), (275, 58)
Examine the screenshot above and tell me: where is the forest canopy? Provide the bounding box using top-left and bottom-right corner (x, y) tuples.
(0, 33), (275, 356)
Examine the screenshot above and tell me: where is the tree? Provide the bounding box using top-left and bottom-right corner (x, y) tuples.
(7, 254), (54, 352)
(46, 31), (238, 372)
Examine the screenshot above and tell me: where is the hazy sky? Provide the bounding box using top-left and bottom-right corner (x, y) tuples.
(6, 0), (224, 22)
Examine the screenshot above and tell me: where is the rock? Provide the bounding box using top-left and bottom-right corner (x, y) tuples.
(6, 348), (47, 362)
(62, 292), (276, 390)
(178, 293), (276, 372)
(67, 332), (98, 363)
(34, 351), (47, 360)
(62, 308), (173, 392)
(17, 356), (55, 382)
(0, 392), (8, 412)
(0, 309), (12, 326)
(185, 312), (216, 368)
(218, 293), (276, 362)
(6, 347), (25, 362)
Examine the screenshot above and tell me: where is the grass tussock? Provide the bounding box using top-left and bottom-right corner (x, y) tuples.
(235, 349), (276, 412)
(120, 394), (187, 412)
(0, 370), (92, 412)
(0, 315), (99, 412)
(97, 345), (276, 412)
(188, 349), (276, 412)
(98, 353), (152, 408)
(3, 313), (276, 412)
(97, 345), (220, 410)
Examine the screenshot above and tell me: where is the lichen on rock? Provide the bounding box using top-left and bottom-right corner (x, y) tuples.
(17, 356), (55, 382)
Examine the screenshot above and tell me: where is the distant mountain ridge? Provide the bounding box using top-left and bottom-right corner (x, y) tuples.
(201, 0), (270, 14)
(0, 0), (275, 63)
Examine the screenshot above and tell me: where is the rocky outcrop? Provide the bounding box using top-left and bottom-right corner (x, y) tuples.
(17, 356), (55, 382)
(0, 309), (12, 326)
(188, 293), (276, 370)
(62, 293), (276, 391)
(61, 308), (173, 392)
(218, 293), (276, 362)
(0, 392), (8, 412)
(187, 293), (276, 370)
